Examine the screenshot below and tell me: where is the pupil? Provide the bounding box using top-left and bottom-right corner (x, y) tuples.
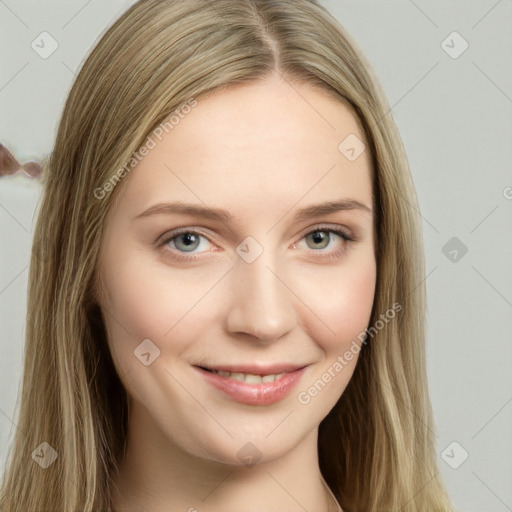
(312, 232), (326, 244)
(182, 233), (196, 246)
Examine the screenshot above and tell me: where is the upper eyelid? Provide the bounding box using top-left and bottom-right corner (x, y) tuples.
(156, 226), (218, 246)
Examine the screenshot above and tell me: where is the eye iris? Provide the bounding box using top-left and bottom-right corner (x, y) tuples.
(307, 231), (329, 249)
(175, 233), (200, 252)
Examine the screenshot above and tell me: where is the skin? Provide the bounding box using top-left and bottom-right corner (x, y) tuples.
(97, 72), (376, 512)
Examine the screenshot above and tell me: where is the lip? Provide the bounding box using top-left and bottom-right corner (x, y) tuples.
(194, 364), (307, 406)
(198, 363), (306, 374)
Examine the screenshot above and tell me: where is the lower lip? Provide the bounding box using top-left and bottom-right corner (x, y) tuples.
(195, 366), (306, 406)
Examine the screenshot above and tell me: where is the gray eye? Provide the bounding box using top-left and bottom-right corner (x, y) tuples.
(305, 231), (331, 250)
(173, 233), (201, 252)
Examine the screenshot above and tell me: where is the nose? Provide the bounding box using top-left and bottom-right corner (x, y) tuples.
(224, 246), (296, 343)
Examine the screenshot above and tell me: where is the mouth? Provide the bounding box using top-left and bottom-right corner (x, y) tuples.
(199, 367), (288, 384)
(194, 363), (308, 406)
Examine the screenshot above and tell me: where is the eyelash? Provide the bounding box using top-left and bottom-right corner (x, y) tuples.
(156, 224), (355, 263)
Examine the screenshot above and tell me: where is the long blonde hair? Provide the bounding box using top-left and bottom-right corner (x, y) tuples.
(0, 1), (453, 510)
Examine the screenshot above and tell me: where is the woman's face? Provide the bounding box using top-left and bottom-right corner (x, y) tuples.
(97, 74), (376, 466)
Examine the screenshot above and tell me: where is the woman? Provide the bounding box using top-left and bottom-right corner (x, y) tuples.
(0, 0), (454, 510)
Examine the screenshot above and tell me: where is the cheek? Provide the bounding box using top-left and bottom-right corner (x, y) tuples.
(292, 257), (375, 410)
(297, 253), (376, 352)
(98, 244), (168, 367)
(98, 248), (219, 367)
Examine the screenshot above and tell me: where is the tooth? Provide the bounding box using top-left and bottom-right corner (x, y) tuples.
(244, 373), (263, 384)
(211, 370), (288, 383)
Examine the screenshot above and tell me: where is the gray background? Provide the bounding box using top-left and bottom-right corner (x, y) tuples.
(1, 1), (511, 510)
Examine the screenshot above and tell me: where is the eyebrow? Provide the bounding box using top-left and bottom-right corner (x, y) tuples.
(133, 199), (372, 224)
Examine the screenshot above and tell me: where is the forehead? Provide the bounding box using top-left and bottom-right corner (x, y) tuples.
(115, 75), (373, 219)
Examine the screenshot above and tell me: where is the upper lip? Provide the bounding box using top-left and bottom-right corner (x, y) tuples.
(196, 363), (308, 375)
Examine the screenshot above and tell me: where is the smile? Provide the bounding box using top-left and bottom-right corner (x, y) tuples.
(195, 365), (307, 406)
(206, 369), (286, 383)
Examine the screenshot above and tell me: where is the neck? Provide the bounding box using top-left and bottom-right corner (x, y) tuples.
(111, 403), (338, 512)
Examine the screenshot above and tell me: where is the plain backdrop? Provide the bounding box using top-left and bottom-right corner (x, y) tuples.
(1, 1), (511, 511)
